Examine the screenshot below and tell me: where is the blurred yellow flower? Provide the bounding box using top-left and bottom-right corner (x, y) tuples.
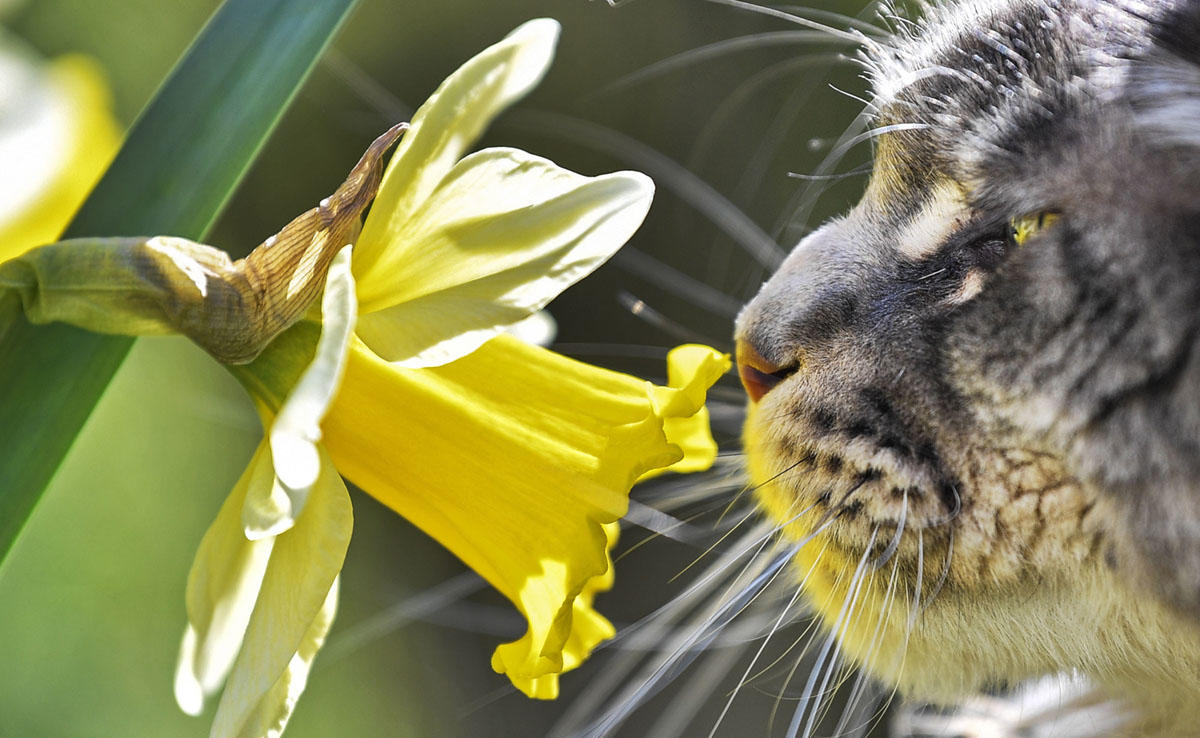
(0, 34), (119, 261)
(172, 18), (730, 737)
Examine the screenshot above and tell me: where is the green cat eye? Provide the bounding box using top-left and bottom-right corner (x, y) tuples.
(1009, 211), (1060, 246)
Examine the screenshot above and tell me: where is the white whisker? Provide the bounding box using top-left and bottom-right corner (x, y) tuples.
(789, 527), (879, 738)
(591, 31), (852, 99)
(707, 568), (808, 736)
(508, 111), (787, 268)
(701, 0), (876, 46)
(871, 488), (908, 568)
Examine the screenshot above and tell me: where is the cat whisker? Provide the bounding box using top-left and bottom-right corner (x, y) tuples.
(615, 249), (744, 318)
(588, 31), (855, 101)
(907, 529), (925, 631)
(701, 0), (877, 46)
(741, 548), (832, 687)
(833, 553), (901, 736)
(551, 523), (778, 736)
(507, 110), (787, 268)
(317, 571), (485, 668)
(619, 291), (730, 348)
(624, 498), (708, 545)
(921, 482), (961, 527)
(871, 488), (908, 569)
(919, 527), (954, 616)
(707, 557), (811, 736)
(789, 526), (880, 738)
(767, 542), (832, 734)
(575, 541), (798, 738)
(691, 52), (851, 175)
(770, 4), (890, 37)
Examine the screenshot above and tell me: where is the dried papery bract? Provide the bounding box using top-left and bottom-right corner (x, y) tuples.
(0, 123), (406, 364)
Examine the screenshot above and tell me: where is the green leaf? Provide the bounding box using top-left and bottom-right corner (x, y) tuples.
(0, 0), (361, 567)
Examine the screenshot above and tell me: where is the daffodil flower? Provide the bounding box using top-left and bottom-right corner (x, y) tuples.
(0, 16), (731, 736)
(0, 31), (120, 261)
(161, 17), (728, 737)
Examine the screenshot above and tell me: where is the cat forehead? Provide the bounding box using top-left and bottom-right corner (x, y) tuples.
(864, 1), (1156, 128)
(858, 0), (1162, 195)
(865, 0), (1151, 104)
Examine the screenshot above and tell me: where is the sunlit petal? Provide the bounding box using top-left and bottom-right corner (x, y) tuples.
(355, 148), (653, 367)
(322, 335), (721, 696)
(504, 521), (619, 699)
(353, 19), (559, 279)
(640, 344), (731, 480)
(211, 449), (352, 738)
(175, 442), (276, 716)
(503, 309), (557, 347)
(224, 578), (339, 738)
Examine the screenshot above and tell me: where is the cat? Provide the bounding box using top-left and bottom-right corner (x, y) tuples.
(733, 0), (1200, 735)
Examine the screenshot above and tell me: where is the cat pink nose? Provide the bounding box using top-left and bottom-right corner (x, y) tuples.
(736, 340), (785, 403)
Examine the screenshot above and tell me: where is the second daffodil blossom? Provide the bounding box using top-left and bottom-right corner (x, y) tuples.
(156, 17), (730, 737)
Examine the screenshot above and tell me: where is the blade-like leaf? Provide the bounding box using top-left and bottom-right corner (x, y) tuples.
(0, 0), (361, 566)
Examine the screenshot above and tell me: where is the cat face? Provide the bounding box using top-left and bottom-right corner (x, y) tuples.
(735, 0), (1200, 722)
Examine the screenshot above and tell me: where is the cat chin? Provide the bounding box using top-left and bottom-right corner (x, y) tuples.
(748, 430), (1200, 735)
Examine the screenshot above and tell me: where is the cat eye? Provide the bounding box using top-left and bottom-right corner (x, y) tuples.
(1008, 211), (1060, 247)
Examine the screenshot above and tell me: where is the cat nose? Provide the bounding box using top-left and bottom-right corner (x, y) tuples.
(736, 340), (788, 403)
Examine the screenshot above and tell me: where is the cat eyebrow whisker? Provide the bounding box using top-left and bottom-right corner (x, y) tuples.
(509, 110), (788, 268)
(828, 82), (874, 107)
(701, 0), (879, 46)
(586, 31), (857, 101)
(786, 161), (874, 181)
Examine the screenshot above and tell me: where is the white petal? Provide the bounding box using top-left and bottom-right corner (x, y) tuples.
(355, 149), (654, 367)
(248, 246), (356, 538)
(211, 449), (353, 738)
(176, 442), (277, 714)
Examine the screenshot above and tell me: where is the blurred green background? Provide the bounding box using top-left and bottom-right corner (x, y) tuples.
(0, 0), (876, 735)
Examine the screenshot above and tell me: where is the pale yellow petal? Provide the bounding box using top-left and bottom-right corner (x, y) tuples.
(322, 334), (721, 695)
(353, 19), (559, 279)
(248, 247), (356, 539)
(227, 578), (339, 738)
(354, 148), (653, 367)
(176, 442), (276, 715)
(0, 53), (119, 261)
(211, 449), (352, 737)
